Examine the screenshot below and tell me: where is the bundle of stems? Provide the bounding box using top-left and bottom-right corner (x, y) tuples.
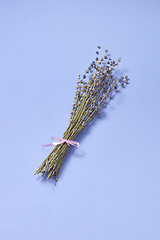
(35, 46), (129, 183)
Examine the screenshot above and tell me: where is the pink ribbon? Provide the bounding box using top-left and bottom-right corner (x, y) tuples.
(42, 136), (80, 148)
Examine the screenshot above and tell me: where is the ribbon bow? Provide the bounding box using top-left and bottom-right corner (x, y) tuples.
(42, 136), (80, 148)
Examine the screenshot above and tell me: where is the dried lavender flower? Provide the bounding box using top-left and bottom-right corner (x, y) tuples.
(35, 46), (129, 184)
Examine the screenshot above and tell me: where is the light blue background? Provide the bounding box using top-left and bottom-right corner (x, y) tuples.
(0, 0), (160, 239)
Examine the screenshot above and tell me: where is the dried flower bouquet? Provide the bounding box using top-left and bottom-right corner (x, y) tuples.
(35, 46), (129, 184)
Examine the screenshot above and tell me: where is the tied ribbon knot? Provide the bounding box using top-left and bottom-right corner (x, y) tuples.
(42, 136), (80, 148)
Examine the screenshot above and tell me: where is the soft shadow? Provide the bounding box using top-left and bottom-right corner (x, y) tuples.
(36, 172), (56, 186)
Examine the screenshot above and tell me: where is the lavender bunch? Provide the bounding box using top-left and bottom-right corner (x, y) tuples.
(35, 46), (129, 184)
